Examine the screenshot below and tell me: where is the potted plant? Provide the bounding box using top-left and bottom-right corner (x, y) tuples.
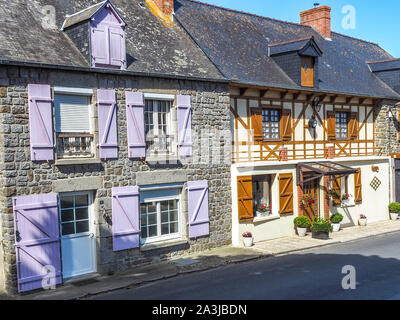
(301, 194), (315, 206)
(294, 216), (311, 237)
(330, 213), (344, 232)
(327, 190), (338, 201)
(388, 203), (400, 220)
(341, 193), (352, 206)
(256, 204), (272, 218)
(242, 231), (253, 247)
(311, 218), (332, 240)
(359, 214), (367, 226)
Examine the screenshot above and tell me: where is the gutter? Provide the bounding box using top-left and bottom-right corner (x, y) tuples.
(0, 59), (229, 84)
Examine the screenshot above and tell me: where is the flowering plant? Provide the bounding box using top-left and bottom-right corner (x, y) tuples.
(242, 232), (253, 238)
(327, 190), (339, 199)
(302, 194), (315, 205)
(360, 214), (367, 219)
(341, 193), (352, 201)
(257, 204), (272, 213)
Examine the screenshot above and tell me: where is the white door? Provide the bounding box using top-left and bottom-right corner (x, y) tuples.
(59, 192), (96, 279)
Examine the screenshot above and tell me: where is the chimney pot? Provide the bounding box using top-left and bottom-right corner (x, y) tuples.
(300, 5), (331, 39)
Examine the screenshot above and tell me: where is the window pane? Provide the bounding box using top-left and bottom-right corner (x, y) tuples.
(75, 207), (89, 221)
(147, 203), (157, 213)
(169, 210), (178, 222)
(148, 225), (157, 238)
(76, 220), (89, 233)
(160, 201), (169, 212)
(148, 213), (157, 225)
(62, 223), (74, 236)
(161, 223), (169, 235)
(61, 209), (74, 222)
(141, 228), (147, 239)
(75, 195), (89, 207)
(61, 196), (74, 209)
(170, 222), (178, 234)
(161, 211), (169, 223)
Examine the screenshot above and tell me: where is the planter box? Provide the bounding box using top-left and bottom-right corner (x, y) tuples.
(312, 231), (330, 240)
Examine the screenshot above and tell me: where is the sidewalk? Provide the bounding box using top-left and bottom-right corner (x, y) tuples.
(12, 219), (400, 300)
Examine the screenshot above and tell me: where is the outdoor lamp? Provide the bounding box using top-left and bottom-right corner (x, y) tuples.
(312, 96), (322, 113)
(308, 116), (318, 128)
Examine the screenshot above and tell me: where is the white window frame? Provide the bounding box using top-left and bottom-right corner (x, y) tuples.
(140, 193), (181, 245)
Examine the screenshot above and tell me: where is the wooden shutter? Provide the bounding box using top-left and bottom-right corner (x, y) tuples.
(349, 112), (358, 140)
(188, 180), (210, 238)
(327, 111), (336, 140)
(92, 26), (109, 66)
(13, 194), (62, 292)
(280, 109), (292, 141)
(354, 168), (362, 203)
(177, 95), (193, 157)
(251, 108), (263, 141)
(331, 176), (342, 206)
(237, 176), (254, 222)
(126, 92), (145, 158)
(279, 173), (294, 216)
(112, 186), (140, 251)
(301, 56), (314, 87)
(109, 26), (126, 69)
(97, 89), (118, 159)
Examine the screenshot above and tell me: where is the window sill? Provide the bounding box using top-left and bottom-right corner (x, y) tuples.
(140, 239), (188, 252)
(55, 158), (101, 166)
(146, 155), (179, 163)
(341, 201), (356, 208)
(253, 214), (280, 223)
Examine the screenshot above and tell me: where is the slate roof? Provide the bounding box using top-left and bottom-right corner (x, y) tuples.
(368, 58), (400, 72)
(0, 0), (223, 80)
(61, 1), (108, 30)
(269, 37), (322, 57)
(174, 0), (400, 99)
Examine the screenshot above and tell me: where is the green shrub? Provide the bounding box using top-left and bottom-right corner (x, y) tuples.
(389, 202), (400, 213)
(330, 213), (344, 224)
(294, 216), (311, 228)
(311, 218), (333, 233)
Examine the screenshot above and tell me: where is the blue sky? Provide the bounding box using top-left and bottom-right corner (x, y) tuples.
(197, 0), (400, 57)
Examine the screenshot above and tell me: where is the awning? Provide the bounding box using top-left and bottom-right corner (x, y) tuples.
(297, 161), (358, 185)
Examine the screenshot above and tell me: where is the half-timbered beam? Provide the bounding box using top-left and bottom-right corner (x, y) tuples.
(239, 88), (248, 96)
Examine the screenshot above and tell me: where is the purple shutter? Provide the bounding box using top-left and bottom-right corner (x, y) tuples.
(126, 92), (145, 158)
(97, 89), (118, 159)
(112, 186), (140, 251)
(28, 84), (54, 161)
(177, 95), (193, 157)
(109, 26), (126, 69)
(13, 194), (62, 293)
(188, 180), (210, 238)
(91, 26), (109, 66)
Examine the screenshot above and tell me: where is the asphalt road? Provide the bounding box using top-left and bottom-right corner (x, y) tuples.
(92, 232), (400, 300)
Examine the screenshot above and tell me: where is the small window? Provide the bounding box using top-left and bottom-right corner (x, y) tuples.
(336, 112), (348, 139)
(252, 175), (273, 215)
(262, 109), (280, 140)
(145, 99), (175, 156)
(54, 94), (94, 159)
(59, 193), (92, 236)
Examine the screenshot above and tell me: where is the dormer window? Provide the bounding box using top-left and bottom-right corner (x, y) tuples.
(301, 56), (314, 87)
(62, 0), (127, 70)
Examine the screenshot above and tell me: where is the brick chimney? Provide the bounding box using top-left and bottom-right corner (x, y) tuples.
(300, 5), (331, 39)
(153, 0), (174, 17)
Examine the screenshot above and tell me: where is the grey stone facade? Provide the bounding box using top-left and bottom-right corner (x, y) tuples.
(374, 101), (400, 155)
(64, 21), (91, 63)
(0, 65), (232, 294)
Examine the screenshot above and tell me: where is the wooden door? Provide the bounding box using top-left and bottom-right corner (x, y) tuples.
(301, 56), (314, 87)
(302, 178), (319, 222)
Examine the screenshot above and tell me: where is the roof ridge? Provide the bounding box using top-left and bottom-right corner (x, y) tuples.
(269, 37), (312, 47)
(367, 58), (400, 64)
(331, 31), (379, 46)
(179, 0), (313, 29)
(64, 0), (106, 19)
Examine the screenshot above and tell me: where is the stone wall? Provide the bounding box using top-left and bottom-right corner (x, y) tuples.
(374, 101), (400, 155)
(0, 65), (232, 293)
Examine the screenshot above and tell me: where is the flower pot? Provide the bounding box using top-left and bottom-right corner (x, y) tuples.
(256, 211), (269, 218)
(390, 213), (399, 221)
(243, 237), (253, 247)
(297, 227), (307, 237)
(312, 231), (330, 240)
(341, 200), (350, 207)
(359, 218), (367, 226)
(332, 223), (341, 232)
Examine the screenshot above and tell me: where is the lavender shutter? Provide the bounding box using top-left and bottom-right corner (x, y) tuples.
(112, 186), (140, 251)
(97, 89), (118, 159)
(28, 84), (54, 161)
(177, 95), (193, 157)
(109, 26), (126, 69)
(187, 180), (210, 238)
(126, 92), (145, 158)
(13, 194), (62, 293)
(92, 26), (109, 66)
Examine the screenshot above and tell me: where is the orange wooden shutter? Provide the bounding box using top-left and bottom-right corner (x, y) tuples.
(279, 173), (294, 216)
(327, 111), (336, 140)
(237, 176), (254, 222)
(280, 109), (292, 141)
(301, 56), (314, 87)
(354, 168), (362, 203)
(349, 112), (358, 140)
(251, 108), (263, 141)
(331, 176), (342, 206)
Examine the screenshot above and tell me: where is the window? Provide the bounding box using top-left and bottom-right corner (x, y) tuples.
(336, 112), (348, 139)
(145, 99), (175, 155)
(301, 56), (314, 87)
(252, 175), (272, 214)
(59, 193), (92, 236)
(54, 94), (94, 159)
(262, 109), (280, 140)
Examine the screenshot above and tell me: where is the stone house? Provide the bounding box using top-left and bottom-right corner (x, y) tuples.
(0, 0), (232, 294)
(174, 1), (400, 245)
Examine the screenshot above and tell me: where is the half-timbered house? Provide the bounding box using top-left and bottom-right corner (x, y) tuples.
(175, 1), (400, 245)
